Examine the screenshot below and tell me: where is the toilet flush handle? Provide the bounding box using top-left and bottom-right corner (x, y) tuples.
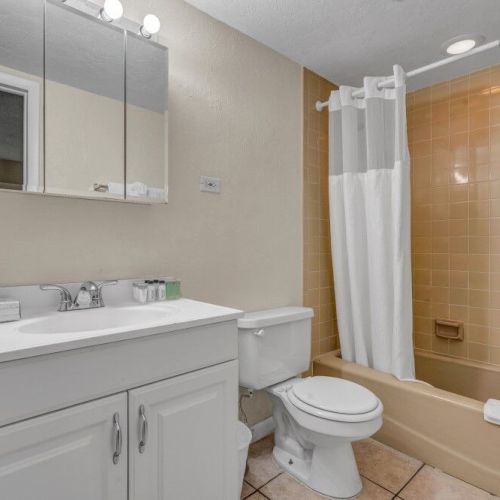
(252, 329), (265, 337)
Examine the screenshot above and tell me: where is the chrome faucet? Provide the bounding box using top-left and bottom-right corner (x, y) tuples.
(39, 284), (73, 312)
(40, 281), (118, 312)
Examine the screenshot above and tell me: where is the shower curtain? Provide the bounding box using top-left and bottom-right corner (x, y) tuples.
(328, 65), (415, 379)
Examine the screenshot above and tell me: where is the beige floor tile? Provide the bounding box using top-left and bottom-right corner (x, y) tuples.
(399, 465), (498, 500)
(352, 438), (422, 493)
(260, 473), (329, 499)
(357, 477), (394, 500)
(260, 473), (392, 499)
(244, 436), (282, 488)
(241, 480), (256, 499)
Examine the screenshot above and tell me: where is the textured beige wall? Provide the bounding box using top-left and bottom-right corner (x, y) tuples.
(0, 0), (303, 316)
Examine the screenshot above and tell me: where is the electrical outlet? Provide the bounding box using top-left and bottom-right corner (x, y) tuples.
(200, 176), (221, 193)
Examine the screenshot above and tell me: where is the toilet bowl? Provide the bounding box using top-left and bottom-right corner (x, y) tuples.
(267, 376), (383, 498)
(237, 307), (384, 498)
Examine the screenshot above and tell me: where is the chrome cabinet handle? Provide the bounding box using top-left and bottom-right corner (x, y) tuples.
(138, 404), (148, 454)
(112, 412), (122, 465)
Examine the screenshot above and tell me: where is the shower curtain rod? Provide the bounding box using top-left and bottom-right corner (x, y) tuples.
(315, 40), (500, 111)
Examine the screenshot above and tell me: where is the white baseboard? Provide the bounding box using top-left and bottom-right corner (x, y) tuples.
(250, 417), (275, 443)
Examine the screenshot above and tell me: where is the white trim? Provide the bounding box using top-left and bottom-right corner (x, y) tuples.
(0, 71), (42, 193)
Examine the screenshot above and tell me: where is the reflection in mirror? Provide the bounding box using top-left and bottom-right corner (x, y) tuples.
(0, 0), (44, 193)
(44, 0), (125, 200)
(126, 34), (168, 203)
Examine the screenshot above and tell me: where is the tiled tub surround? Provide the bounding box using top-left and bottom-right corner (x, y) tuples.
(314, 351), (500, 496)
(303, 68), (339, 366)
(408, 64), (500, 366)
(241, 435), (498, 500)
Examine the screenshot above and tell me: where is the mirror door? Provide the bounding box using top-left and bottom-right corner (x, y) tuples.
(125, 34), (168, 203)
(44, 0), (126, 200)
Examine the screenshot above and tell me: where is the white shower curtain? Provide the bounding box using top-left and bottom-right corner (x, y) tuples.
(328, 65), (415, 379)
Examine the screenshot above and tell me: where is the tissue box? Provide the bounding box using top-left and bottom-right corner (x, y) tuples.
(0, 300), (21, 323)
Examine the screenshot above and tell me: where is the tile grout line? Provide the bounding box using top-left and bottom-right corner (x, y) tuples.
(254, 488), (272, 500)
(255, 471), (283, 491)
(393, 463), (426, 498)
(241, 480), (257, 500)
(360, 473), (399, 496)
(244, 471), (283, 499)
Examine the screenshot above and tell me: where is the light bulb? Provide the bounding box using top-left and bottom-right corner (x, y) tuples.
(140, 14), (161, 38)
(100, 0), (123, 22)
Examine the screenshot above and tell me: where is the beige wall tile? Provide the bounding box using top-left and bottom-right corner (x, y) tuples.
(303, 69), (337, 363)
(409, 64), (500, 366)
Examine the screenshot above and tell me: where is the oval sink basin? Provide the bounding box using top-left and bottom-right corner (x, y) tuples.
(18, 306), (176, 335)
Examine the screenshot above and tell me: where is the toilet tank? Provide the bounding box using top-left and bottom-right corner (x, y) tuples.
(238, 307), (313, 390)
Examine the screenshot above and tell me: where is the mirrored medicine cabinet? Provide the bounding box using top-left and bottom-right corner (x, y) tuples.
(0, 0), (168, 203)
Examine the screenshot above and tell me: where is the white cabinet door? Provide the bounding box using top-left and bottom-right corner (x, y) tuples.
(0, 394), (127, 500)
(129, 361), (239, 500)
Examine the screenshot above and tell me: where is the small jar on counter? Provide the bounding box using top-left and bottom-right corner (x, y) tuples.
(165, 279), (181, 300)
(133, 282), (148, 303)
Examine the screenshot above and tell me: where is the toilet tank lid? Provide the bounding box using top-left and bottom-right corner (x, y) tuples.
(238, 307), (313, 329)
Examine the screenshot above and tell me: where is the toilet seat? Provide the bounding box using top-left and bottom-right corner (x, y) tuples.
(287, 377), (382, 423)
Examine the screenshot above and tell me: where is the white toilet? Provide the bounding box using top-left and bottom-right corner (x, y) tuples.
(238, 307), (383, 499)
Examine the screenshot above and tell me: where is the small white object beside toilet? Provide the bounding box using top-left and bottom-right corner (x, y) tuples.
(237, 421), (252, 497)
(238, 307), (383, 499)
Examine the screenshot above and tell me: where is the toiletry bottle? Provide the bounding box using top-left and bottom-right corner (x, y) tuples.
(146, 280), (156, 302)
(133, 282), (148, 303)
(157, 280), (167, 301)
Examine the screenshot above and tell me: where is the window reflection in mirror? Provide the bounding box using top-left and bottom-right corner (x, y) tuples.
(0, 0), (44, 193)
(0, 90), (24, 190)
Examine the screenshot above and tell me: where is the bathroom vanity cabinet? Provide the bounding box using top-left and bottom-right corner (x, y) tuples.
(0, 301), (241, 500)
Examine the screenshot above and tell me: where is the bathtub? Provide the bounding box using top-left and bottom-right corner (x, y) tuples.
(313, 350), (500, 496)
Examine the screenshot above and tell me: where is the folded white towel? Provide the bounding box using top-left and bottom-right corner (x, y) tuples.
(484, 399), (500, 425)
(147, 187), (166, 200)
(107, 182), (125, 195)
(127, 181), (148, 197)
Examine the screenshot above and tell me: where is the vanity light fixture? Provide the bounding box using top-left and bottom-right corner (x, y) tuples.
(99, 0), (123, 22)
(442, 34), (485, 55)
(140, 14), (161, 38)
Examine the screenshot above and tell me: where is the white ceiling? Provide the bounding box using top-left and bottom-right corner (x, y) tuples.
(184, 0), (500, 90)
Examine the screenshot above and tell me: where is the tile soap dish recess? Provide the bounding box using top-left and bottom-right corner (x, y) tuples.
(434, 319), (464, 341)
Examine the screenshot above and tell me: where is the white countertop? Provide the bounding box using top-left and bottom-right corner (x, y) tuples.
(0, 298), (243, 363)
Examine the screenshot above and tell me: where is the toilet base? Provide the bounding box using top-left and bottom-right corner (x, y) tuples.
(273, 442), (363, 499)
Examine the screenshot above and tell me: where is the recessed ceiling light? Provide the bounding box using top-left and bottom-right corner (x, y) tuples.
(446, 39), (476, 55)
(441, 34), (485, 56)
